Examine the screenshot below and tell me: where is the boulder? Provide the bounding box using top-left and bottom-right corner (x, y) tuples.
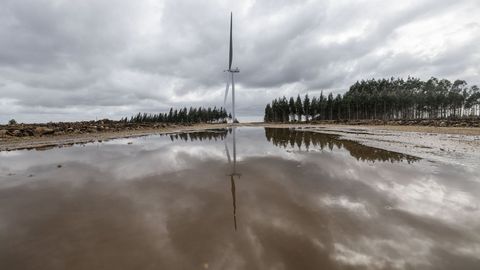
(8, 130), (22, 137)
(34, 127), (55, 136)
(87, 126), (97, 133)
(23, 129), (34, 136)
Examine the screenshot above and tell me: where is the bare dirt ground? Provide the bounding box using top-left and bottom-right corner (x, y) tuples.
(2, 122), (479, 168)
(0, 123), (229, 152)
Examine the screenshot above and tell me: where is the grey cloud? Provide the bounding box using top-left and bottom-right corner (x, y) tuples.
(0, 0), (479, 122)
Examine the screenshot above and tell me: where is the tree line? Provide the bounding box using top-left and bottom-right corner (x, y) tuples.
(264, 77), (480, 122)
(122, 107), (231, 124)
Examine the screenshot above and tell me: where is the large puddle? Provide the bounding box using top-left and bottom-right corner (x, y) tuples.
(0, 127), (479, 269)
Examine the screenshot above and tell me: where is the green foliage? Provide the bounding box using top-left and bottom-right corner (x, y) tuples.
(264, 104), (273, 122)
(295, 95), (303, 121)
(303, 94), (310, 121)
(125, 106), (228, 124)
(264, 77), (480, 122)
(8, 119), (17, 125)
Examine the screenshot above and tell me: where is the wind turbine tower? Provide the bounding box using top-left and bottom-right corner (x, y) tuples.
(224, 12), (240, 123)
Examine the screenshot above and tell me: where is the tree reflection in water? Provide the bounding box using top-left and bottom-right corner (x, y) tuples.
(162, 127), (418, 231)
(162, 127), (419, 164)
(265, 128), (419, 163)
(160, 129), (230, 142)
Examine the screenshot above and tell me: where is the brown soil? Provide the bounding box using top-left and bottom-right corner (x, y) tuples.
(0, 122), (228, 151)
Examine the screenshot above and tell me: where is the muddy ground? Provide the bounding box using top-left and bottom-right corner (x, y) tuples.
(259, 123), (480, 168)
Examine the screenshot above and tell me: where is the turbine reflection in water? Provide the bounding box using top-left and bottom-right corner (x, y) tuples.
(225, 127), (240, 231)
(165, 128), (240, 231)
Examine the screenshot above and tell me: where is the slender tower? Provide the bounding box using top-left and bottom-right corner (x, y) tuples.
(224, 12), (240, 123)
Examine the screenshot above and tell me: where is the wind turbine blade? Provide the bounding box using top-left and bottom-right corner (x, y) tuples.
(229, 12), (233, 70)
(231, 73), (235, 122)
(224, 80), (230, 105)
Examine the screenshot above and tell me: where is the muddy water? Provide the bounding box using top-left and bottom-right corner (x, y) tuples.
(0, 127), (479, 270)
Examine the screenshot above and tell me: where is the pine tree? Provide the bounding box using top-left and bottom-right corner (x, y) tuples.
(303, 94), (310, 122)
(264, 104), (273, 122)
(289, 97), (296, 122)
(310, 96), (318, 121)
(295, 95), (303, 121)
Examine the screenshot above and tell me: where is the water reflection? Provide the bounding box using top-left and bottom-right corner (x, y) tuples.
(225, 127), (240, 231)
(161, 128), (419, 164)
(162, 129), (229, 142)
(265, 128), (419, 163)
(166, 128), (240, 231)
(0, 127), (478, 270)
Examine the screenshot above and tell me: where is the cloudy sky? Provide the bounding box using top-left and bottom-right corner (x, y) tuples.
(1, 0), (479, 123)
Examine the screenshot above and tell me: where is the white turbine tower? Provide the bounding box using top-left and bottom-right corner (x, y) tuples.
(224, 12), (240, 123)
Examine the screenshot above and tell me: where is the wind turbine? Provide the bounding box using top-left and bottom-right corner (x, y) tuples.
(224, 12), (240, 123)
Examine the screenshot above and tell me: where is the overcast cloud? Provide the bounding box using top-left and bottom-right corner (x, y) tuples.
(1, 0), (479, 122)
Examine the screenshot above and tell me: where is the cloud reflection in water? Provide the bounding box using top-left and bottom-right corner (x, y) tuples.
(0, 127), (478, 270)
